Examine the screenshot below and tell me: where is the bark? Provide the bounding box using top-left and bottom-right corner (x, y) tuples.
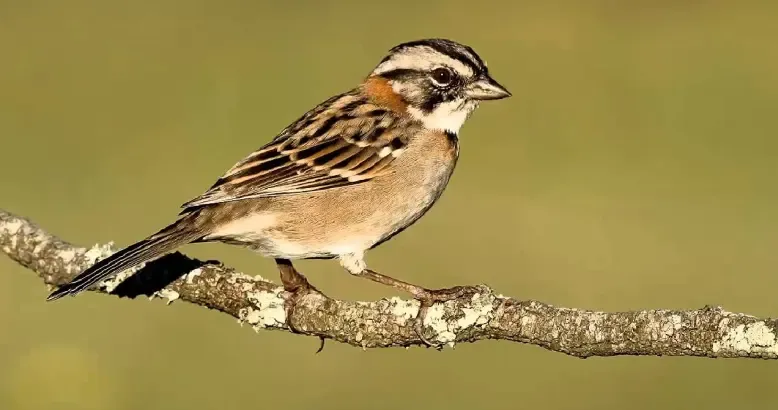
(2, 209), (777, 358)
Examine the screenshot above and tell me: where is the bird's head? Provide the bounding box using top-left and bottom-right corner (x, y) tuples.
(365, 38), (511, 134)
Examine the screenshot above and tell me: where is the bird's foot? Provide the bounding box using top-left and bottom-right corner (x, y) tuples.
(412, 285), (482, 349)
(276, 259), (319, 335)
(357, 269), (481, 349)
(281, 277), (319, 334)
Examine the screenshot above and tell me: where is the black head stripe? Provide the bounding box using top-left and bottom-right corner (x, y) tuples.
(390, 38), (486, 75)
(379, 68), (421, 81)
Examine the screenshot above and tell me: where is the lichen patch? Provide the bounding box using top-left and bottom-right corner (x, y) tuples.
(421, 292), (497, 347)
(389, 297), (419, 326)
(423, 303), (456, 345)
(154, 289), (180, 304)
(714, 321), (778, 355)
(185, 268), (203, 284)
(244, 288), (286, 329)
(454, 293), (494, 330)
(58, 249), (78, 265)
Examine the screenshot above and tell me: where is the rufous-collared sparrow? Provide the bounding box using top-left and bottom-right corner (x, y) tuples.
(48, 38), (511, 312)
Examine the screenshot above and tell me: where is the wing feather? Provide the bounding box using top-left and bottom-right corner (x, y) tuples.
(180, 90), (419, 211)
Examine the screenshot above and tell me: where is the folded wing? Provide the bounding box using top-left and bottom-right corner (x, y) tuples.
(180, 92), (418, 211)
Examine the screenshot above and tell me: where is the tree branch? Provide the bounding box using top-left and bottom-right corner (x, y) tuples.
(2, 209), (777, 358)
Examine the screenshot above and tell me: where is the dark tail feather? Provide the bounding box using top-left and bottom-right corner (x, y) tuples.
(47, 218), (202, 301)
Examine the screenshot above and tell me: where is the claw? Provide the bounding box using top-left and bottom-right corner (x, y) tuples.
(315, 336), (326, 354)
(283, 285), (312, 334)
(414, 303), (444, 350)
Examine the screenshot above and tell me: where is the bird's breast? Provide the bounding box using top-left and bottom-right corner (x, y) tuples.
(349, 128), (460, 249)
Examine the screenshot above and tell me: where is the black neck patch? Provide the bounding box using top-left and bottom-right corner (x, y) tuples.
(444, 129), (459, 145)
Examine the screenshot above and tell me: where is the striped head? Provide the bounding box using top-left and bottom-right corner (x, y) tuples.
(368, 38), (510, 134)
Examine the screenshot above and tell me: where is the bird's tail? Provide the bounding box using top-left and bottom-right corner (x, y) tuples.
(47, 214), (204, 301)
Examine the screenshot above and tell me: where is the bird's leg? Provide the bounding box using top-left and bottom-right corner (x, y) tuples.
(277, 258), (312, 293)
(358, 268), (480, 347)
(276, 258), (318, 333)
(359, 269), (477, 302)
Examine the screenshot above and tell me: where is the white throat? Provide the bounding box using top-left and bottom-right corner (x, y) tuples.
(406, 99), (478, 134)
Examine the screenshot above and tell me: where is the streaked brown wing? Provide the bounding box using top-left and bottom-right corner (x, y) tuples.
(180, 91), (418, 211)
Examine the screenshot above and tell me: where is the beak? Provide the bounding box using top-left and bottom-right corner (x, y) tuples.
(464, 76), (512, 100)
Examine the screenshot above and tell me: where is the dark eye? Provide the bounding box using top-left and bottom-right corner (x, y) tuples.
(431, 67), (453, 86)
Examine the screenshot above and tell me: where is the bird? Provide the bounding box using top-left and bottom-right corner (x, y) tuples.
(47, 38), (511, 309)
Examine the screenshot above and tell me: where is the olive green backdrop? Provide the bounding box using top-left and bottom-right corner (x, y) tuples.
(2, 1), (777, 409)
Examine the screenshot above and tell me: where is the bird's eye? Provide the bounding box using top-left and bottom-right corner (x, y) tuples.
(431, 67), (453, 86)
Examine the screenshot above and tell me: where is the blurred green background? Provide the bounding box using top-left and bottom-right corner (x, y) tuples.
(2, 1), (777, 409)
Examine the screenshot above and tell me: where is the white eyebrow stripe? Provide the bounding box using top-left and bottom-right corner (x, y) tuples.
(373, 47), (474, 78)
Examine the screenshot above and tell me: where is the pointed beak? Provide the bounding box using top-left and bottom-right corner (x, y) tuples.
(464, 76), (512, 100)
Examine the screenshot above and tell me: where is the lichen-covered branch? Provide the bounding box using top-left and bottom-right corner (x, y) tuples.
(2, 209), (777, 358)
